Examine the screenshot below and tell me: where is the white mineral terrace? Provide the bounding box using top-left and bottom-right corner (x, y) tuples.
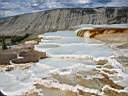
(0, 31), (128, 96)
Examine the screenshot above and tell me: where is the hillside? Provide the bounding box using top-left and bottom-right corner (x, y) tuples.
(0, 7), (128, 36)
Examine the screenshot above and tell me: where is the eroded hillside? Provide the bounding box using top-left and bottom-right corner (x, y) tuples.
(0, 7), (128, 36)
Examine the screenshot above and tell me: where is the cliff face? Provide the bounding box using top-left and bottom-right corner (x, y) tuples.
(0, 7), (128, 36)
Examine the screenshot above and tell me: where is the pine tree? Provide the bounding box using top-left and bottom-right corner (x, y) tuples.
(1, 36), (7, 50)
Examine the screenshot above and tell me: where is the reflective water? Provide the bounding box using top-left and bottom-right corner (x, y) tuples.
(0, 31), (116, 95)
(35, 31), (113, 58)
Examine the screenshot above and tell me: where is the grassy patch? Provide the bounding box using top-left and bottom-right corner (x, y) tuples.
(0, 33), (41, 50)
(21, 34), (41, 43)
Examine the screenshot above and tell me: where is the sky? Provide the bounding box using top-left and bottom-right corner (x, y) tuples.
(0, 0), (128, 17)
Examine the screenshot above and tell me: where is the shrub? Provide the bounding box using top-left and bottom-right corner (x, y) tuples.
(11, 33), (29, 44)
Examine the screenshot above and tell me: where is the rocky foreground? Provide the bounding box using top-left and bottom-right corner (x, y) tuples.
(0, 40), (47, 65)
(0, 28), (128, 96)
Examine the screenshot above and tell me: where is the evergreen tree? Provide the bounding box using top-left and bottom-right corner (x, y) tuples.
(1, 36), (7, 50)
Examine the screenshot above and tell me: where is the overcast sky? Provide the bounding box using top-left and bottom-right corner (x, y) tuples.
(0, 0), (128, 17)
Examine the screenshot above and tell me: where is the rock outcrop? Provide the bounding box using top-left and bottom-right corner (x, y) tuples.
(76, 28), (128, 37)
(0, 7), (128, 36)
(11, 50), (46, 64)
(0, 53), (17, 65)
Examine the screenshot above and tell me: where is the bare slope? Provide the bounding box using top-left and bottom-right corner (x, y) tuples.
(0, 7), (128, 36)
